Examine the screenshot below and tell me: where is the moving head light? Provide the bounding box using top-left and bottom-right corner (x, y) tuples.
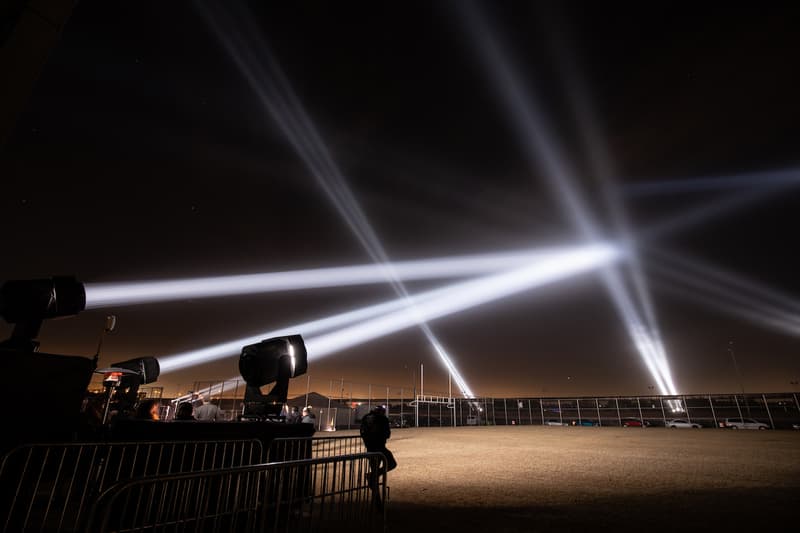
(0, 276), (86, 351)
(0, 277), (91, 451)
(101, 357), (161, 422)
(239, 335), (307, 421)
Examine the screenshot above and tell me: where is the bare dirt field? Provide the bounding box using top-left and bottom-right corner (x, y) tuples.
(362, 426), (800, 532)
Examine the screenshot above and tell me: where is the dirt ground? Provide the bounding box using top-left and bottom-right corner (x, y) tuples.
(356, 426), (800, 532)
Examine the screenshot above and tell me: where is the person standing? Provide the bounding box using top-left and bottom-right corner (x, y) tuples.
(286, 406), (301, 424)
(301, 406), (316, 425)
(174, 402), (196, 421)
(195, 398), (222, 421)
(360, 405), (397, 474)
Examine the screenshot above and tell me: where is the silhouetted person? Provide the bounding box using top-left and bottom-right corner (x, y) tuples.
(175, 401), (195, 421)
(134, 399), (160, 420)
(195, 397), (222, 421)
(301, 406), (316, 425)
(360, 405), (396, 509)
(360, 405), (397, 474)
(286, 405), (301, 424)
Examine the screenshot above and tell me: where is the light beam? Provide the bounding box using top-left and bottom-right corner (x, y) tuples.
(453, 1), (677, 394)
(158, 243), (620, 373)
(84, 248), (556, 309)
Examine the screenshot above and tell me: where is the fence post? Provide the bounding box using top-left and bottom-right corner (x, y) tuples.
(503, 398), (508, 425)
(660, 397), (667, 426)
(684, 396), (692, 424)
(615, 398), (622, 426)
(636, 398), (644, 428)
(708, 395), (718, 428)
(734, 394), (743, 420)
(539, 398), (544, 425)
(595, 398), (601, 426)
(400, 387), (404, 426)
(763, 394), (775, 429)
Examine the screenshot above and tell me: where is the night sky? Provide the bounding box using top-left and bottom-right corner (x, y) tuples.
(2, 1), (799, 398)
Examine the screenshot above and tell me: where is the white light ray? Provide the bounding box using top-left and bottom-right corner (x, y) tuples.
(159, 243), (619, 374)
(649, 253), (800, 337)
(305, 244), (619, 358)
(546, 23), (675, 395)
(84, 248), (555, 309)
(625, 167), (800, 197)
(453, 2), (677, 394)
(648, 248), (800, 316)
(197, 2), (479, 398)
(660, 282), (800, 338)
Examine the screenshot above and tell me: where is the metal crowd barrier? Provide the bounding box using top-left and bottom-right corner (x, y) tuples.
(0, 439), (263, 532)
(85, 452), (387, 533)
(267, 435), (366, 463)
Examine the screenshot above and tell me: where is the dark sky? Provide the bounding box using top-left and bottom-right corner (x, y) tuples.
(2, 1), (799, 398)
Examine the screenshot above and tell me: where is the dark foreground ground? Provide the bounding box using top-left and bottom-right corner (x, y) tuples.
(359, 426), (800, 532)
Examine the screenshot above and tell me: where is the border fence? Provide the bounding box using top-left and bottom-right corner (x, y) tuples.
(402, 392), (800, 429)
(85, 453), (386, 533)
(1, 436), (385, 533)
(179, 377), (800, 431)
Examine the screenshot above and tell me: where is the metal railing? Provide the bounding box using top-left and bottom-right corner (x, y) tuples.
(85, 453), (387, 533)
(0, 439), (263, 532)
(267, 436), (365, 463)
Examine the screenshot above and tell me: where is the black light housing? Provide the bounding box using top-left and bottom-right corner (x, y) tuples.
(111, 357), (161, 385)
(0, 276), (86, 351)
(103, 357), (161, 420)
(239, 335), (307, 420)
(0, 277), (91, 451)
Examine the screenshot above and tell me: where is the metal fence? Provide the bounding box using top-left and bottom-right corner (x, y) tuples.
(267, 436), (365, 463)
(0, 439), (263, 532)
(434, 392), (800, 429)
(85, 453), (387, 533)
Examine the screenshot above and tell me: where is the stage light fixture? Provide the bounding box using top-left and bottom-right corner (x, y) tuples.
(0, 276), (86, 351)
(239, 335), (307, 420)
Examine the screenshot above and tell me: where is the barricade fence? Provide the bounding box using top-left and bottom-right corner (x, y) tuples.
(85, 453), (387, 533)
(0, 439), (263, 533)
(267, 436), (366, 463)
(1, 436), (383, 533)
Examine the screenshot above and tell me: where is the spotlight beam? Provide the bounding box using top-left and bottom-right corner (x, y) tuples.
(652, 269), (800, 338)
(158, 243), (620, 374)
(84, 248), (556, 309)
(624, 167), (800, 197)
(648, 247), (800, 315)
(647, 249), (800, 335)
(197, 3), (479, 398)
(453, 1), (677, 394)
(305, 244), (619, 358)
(544, 17), (675, 395)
